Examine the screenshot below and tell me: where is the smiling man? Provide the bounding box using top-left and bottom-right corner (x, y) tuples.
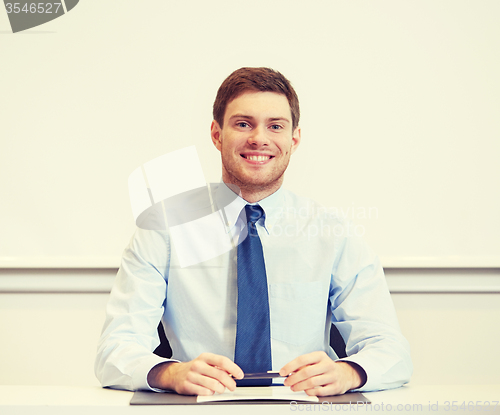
(95, 67), (412, 396)
(211, 90), (300, 203)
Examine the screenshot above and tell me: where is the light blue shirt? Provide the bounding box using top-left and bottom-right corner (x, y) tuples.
(95, 184), (412, 392)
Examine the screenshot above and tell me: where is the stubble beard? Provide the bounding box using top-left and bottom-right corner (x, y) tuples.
(221, 151), (291, 197)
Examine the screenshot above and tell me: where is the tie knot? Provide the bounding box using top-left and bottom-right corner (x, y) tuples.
(244, 204), (265, 225)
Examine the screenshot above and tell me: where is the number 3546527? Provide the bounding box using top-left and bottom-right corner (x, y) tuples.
(5, 3), (62, 14)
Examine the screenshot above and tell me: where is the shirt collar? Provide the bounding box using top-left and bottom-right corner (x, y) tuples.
(214, 181), (284, 234)
(213, 182), (247, 234)
(255, 186), (284, 232)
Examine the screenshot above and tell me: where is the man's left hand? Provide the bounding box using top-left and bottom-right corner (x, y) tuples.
(279, 351), (366, 396)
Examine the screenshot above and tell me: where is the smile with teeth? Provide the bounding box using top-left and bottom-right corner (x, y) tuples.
(242, 155), (273, 161)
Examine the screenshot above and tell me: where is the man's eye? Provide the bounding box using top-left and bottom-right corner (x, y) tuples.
(270, 124), (283, 130)
(237, 122), (249, 128)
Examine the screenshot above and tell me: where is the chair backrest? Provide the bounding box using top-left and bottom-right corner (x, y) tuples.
(154, 323), (347, 359)
(329, 323), (347, 358)
(154, 323), (173, 358)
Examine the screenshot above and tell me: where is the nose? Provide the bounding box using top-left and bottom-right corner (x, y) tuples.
(247, 125), (269, 147)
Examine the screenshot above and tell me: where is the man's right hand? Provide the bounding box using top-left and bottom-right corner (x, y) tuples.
(147, 353), (244, 395)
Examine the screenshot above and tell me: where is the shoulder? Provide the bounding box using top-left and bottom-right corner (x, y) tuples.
(279, 188), (371, 259)
(280, 187), (347, 226)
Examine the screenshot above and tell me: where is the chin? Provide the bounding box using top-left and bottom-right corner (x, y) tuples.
(242, 173), (283, 189)
(223, 161), (285, 190)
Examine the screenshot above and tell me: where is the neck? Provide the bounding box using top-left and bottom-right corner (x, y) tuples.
(222, 176), (283, 203)
(240, 186), (279, 203)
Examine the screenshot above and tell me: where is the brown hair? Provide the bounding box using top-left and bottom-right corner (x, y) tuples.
(213, 67), (300, 130)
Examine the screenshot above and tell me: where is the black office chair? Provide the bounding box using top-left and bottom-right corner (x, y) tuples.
(154, 322), (347, 359)
(154, 323), (174, 359)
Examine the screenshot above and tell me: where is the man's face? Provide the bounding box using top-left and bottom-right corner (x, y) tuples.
(211, 91), (301, 193)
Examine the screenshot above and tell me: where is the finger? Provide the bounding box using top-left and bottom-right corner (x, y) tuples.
(304, 381), (348, 397)
(189, 359), (236, 392)
(279, 351), (326, 377)
(201, 364), (238, 391)
(289, 372), (334, 393)
(186, 368), (229, 395)
(177, 380), (216, 396)
(199, 353), (244, 379)
(285, 363), (324, 387)
(284, 356), (333, 387)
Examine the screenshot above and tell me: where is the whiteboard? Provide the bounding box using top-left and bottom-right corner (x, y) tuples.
(1, 1), (499, 268)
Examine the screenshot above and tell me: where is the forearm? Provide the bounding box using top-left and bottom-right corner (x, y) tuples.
(336, 338), (413, 391)
(95, 228), (172, 391)
(331, 240), (413, 391)
(95, 339), (173, 391)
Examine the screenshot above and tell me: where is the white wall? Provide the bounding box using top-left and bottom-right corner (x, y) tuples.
(0, 292), (107, 387)
(393, 292), (500, 385)
(1, 1), (500, 269)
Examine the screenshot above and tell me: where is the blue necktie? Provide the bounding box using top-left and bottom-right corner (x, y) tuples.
(234, 204), (272, 386)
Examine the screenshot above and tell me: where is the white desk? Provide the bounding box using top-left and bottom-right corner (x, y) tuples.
(1, 385), (499, 414)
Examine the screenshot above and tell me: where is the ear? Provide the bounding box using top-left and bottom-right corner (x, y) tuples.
(290, 126), (301, 155)
(211, 120), (222, 152)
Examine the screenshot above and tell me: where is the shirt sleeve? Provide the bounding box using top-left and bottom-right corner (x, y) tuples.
(94, 227), (177, 391)
(329, 230), (413, 392)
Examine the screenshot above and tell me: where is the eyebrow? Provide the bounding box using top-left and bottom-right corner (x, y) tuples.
(229, 114), (291, 123)
(268, 117), (290, 124)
